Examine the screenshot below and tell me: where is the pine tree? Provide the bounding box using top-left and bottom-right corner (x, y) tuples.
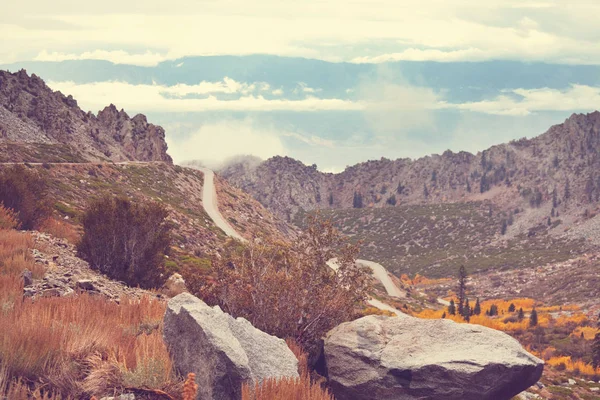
(473, 298), (481, 315)
(441, 312), (446, 319)
(593, 332), (600, 369)
(508, 303), (516, 313)
(423, 183), (429, 199)
(466, 179), (471, 193)
(529, 308), (538, 327)
(552, 188), (558, 208)
(547, 216), (552, 226)
(518, 307), (524, 321)
(328, 193), (334, 206)
(463, 298), (471, 320)
(457, 266), (468, 316)
(448, 299), (456, 315)
(564, 179), (571, 201)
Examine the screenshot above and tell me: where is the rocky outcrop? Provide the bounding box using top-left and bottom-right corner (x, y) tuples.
(0, 69), (172, 163)
(324, 315), (544, 400)
(163, 293), (299, 400)
(220, 112), (600, 222)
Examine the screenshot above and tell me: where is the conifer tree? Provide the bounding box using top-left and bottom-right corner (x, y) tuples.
(529, 308), (538, 327)
(518, 307), (524, 321)
(448, 299), (456, 315)
(473, 298), (481, 315)
(463, 298), (471, 320)
(593, 332), (600, 369)
(457, 266), (468, 316)
(508, 303), (516, 313)
(441, 312), (446, 319)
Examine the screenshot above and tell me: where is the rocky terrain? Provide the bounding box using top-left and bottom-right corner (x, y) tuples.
(220, 111), (600, 232)
(0, 69), (171, 163)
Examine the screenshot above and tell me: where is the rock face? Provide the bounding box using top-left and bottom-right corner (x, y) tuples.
(0, 69), (172, 163)
(324, 315), (544, 400)
(220, 112), (600, 222)
(163, 293), (299, 400)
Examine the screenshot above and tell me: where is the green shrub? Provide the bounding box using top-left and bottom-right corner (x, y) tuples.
(77, 196), (171, 288)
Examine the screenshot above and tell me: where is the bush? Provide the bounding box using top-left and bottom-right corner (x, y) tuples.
(206, 215), (370, 355)
(0, 166), (51, 230)
(77, 196), (171, 288)
(0, 206), (19, 230)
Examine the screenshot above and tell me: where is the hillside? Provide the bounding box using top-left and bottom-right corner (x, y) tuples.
(0, 69), (171, 163)
(221, 112), (600, 224)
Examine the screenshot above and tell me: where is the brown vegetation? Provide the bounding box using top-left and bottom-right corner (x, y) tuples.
(205, 215), (370, 354)
(0, 165), (51, 230)
(241, 376), (333, 400)
(77, 196), (171, 288)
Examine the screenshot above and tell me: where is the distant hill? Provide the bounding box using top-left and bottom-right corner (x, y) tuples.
(0, 69), (171, 163)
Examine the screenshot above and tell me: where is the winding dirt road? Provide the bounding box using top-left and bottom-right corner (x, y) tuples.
(198, 167), (405, 314)
(197, 167), (247, 243)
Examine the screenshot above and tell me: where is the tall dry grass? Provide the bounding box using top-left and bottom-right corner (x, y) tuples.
(39, 218), (81, 245)
(241, 376), (333, 400)
(0, 290), (177, 398)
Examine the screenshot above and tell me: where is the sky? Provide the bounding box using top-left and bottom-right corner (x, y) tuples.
(3, 0), (600, 171)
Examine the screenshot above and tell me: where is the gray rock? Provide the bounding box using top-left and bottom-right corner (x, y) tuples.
(568, 378), (576, 385)
(590, 387), (599, 392)
(76, 279), (97, 291)
(22, 269), (33, 286)
(100, 394), (135, 400)
(163, 293), (299, 400)
(324, 315), (544, 400)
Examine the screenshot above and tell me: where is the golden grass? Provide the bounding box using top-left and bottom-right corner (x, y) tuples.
(0, 229), (45, 278)
(241, 376), (333, 400)
(286, 338), (309, 378)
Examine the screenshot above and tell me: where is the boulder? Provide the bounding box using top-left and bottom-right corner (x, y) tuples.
(163, 293), (299, 400)
(324, 315), (544, 400)
(164, 273), (187, 296)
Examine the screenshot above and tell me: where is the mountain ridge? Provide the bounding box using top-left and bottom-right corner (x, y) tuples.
(0, 69), (172, 163)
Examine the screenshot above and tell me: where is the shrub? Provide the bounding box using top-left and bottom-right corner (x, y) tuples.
(207, 215), (370, 355)
(0, 166), (51, 230)
(0, 206), (19, 230)
(77, 196), (171, 288)
(38, 218), (80, 244)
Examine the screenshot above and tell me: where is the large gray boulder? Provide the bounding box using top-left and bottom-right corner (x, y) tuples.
(324, 315), (543, 400)
(163, 293), (299, 400)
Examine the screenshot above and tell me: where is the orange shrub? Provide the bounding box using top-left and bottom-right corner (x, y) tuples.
(241, 376), (333, 400)
(286, 339), (309, 377)
(555, 313), (589, 327)
(0, 205), (19, 230)
(39, 218), (81, 244)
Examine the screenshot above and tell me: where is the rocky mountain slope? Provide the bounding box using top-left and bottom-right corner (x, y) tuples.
(0, 69), (171, 162)
(221, 112), (600, 223)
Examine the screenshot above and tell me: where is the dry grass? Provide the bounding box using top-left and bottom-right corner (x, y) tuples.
(0, 229), (45, 278)
(0, 205), (19, 230)
(39, 218), (81, 245)
(0, 291), (177, 398)
(286, 339), (309, 377)
(241, 376), (333, 400)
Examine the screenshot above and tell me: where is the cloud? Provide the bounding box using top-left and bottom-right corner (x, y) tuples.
(46, 80), (363, 113)
(166, 119), (288, 166)
(159, 78), (270, 97)
(34, 49), (169, 66)
(5, 1), (600, 65)
(439, 84), (600, 115)
(357, 66), (440, 136)
(352, 48), (490, 63)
